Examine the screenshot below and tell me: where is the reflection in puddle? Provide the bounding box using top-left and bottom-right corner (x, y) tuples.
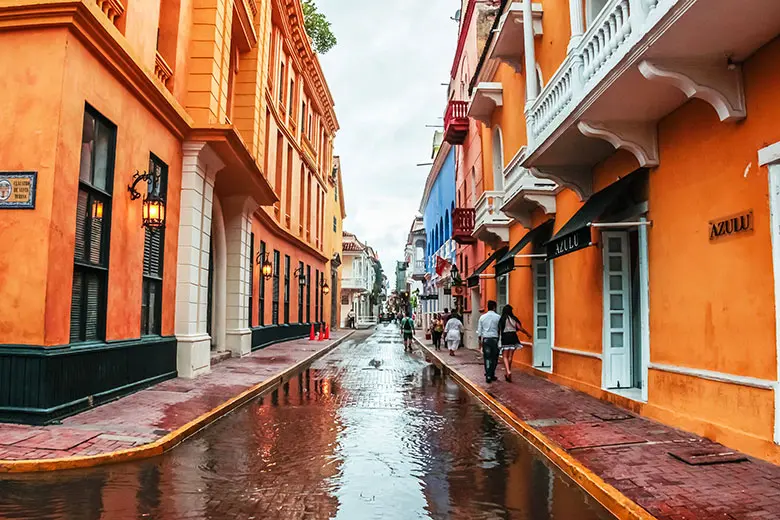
(0, 327), (614, 519)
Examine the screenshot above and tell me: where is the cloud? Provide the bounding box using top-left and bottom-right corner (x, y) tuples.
(318, 0), (458, 287)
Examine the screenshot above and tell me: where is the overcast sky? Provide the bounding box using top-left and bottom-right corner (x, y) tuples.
(318, 0), (458, 287)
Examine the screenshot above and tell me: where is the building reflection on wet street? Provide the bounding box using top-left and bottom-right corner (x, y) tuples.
(0, 326), (614, 519)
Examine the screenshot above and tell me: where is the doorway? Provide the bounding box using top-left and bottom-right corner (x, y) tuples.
(532, 259), (553, 369)
(602, 230), (644, 391)
(497, 275), (509, 311)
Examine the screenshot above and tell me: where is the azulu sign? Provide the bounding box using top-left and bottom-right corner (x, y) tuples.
(709, 210), (753, 242)
(546, 226), (592, 259)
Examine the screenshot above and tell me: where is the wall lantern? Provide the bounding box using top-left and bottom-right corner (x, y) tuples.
(256, 251), (273, 280)
(320, 279), (330, 295)
(128, 170), (166, 229)
(294, 265), (307, 287)
(90, 200), (104, 220)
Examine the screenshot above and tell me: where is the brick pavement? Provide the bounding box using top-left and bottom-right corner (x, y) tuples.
(417, 336), (780, 520)
(0, 333), (349, 462)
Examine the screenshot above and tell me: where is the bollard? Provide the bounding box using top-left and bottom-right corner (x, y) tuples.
(309, 324), (315, 341)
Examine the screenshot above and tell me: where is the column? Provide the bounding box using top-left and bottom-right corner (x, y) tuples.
(568, 0), (585, 52)
(523, 0), (539, 101)
(176, 142), (224, 378)
(223, 195), (259, 357)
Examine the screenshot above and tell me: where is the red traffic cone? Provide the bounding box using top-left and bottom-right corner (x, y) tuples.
(309, 324), (315, 341)
(317, 326), (324, 341)
(325, 324), (330, 340)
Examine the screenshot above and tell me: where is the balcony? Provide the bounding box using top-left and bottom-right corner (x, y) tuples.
(443, 100), (469, 145)
(489, 2), (544, 71)
(412, 259), (426, 280)
(452, 207), (477, 245)
(474, 191), (512, 247)
(523, 0), (780, 198)
(501, 147), (558, 228)
(468, 83), (502, 125)
(342, 277), (370, 292)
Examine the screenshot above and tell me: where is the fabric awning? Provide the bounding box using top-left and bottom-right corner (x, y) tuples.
(467, 246), (509, 288)
(546, 169), (648, 260)
(495, 219), (555, 276)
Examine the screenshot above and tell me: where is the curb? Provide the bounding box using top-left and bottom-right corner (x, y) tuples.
(0, 331), (357, 473)
(416, 338), (656, 520)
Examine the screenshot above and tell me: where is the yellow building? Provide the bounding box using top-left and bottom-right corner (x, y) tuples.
(323, 156), (347, 329)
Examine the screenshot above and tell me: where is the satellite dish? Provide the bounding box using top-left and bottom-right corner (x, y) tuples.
(451, 9), (461, 21)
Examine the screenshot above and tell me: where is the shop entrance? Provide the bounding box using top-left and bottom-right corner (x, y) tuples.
(602, 230), (643, 390)
(532, 260), (553, 369)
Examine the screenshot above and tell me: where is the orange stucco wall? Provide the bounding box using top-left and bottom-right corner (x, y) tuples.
(0, 29), (182, 346)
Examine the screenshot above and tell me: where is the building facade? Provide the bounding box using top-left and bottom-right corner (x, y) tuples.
(340, 232), (380, 326)
(324, 157), (347, 329)
(438, 0), (780, 463)
(0, 0), (338, 423)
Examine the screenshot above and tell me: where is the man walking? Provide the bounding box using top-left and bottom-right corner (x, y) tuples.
(400, 312), (416, 352)
(477, 300), (501, 383)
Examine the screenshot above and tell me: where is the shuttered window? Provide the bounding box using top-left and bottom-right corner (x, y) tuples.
(141, 154), (167, 336)
(249, 233), (254, 328)
(306, 265), (311, 322)
(70, 106), (115, 343)
(297, 261), (304, 323)
(284, 255), (290, 324)
(272, 250), (280, 324)
(259, 241), (266, 326)
(314, 269), (320, 324)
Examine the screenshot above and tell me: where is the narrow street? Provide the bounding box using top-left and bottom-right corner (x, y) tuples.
(0, 326), (612, 520)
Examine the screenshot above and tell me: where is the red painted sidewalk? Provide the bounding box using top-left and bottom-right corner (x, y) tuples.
(418, 337), (780, 520)
(0, 333), (351, 462)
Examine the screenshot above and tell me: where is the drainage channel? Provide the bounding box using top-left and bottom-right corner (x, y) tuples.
(0, 326), (615, 519)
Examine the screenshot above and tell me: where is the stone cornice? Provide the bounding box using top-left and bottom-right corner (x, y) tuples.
(276, 0), (338, 136)
(0, 0), (194, 139)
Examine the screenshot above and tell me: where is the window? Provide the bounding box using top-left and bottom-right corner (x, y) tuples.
(333, 216), (337, 232)
(587, 0), (609, 26)
(299, 165), (306, 234)
(70, 106), (116, 343)
(314, 269), (320, 323)
(275, 132), (283, 200)
(141, 154), (168, 336)
(278, 61), (286, 106)
(272, 250), (280, 324)
(492, 126), (504, 191)
(297, 261), (304, 322)
(306, 264), (311, 322)
(284, 255), (290, 324)
(258, 241), (266, 326)
(288, 77), (295, 115)
(249, 233), (254, 327)
(285, 145), (293, 225)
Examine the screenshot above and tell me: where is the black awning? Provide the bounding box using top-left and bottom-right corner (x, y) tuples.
(546, 169), (648, 260)
(467, 246), (509, 288)
(495, 219), (555, 276)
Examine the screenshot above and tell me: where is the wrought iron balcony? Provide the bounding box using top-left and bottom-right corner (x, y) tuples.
(443, 100), (469, 145)
(452, 207), (477, 245)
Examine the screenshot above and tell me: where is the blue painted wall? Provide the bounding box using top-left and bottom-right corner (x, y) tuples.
(422, 146), (456, 273)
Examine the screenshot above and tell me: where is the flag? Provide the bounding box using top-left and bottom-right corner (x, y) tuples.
(435, 255), (452, 277)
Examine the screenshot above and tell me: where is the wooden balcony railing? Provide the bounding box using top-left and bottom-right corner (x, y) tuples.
(443, 100), (469, 145)
(452, 207), (477, 245)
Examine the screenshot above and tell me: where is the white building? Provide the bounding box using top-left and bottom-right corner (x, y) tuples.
(341, 232), (379, 326)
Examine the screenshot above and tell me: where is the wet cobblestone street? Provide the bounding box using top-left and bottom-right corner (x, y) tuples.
(0, 326), (614, 519)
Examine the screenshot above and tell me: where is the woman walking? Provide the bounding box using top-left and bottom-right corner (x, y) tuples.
(498, 305), (532, 382)
(444, 313), (464, 356)
(431, 315), (444, 350)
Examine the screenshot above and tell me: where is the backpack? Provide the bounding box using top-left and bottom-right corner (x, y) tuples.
(402, 317), (413, 332)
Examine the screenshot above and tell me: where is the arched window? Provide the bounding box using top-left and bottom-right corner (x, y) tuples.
(439, 217), (444, 248)
(586, 0), (609, 26)
(470, 167), (477, 204)
(492, 126), (504, 191)
(535, 64), (544, 94)
(444, 210), (450, 241)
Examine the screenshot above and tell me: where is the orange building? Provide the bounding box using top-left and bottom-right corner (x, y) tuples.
(0, 0), (337, 423)
(446, 0), (780, 463)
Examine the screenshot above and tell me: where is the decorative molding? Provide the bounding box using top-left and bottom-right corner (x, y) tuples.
(638, 59), (747, 122)
(95, 0), (124, 24)
(530, 166), (593, 200)
(552, 346), (602, 360)
(468, 82), (503, 125)
(648, 362), (777, 391)
(525, 192), (557, 215)
(154, 51), (173, 86)
(578, 120), (659, 167)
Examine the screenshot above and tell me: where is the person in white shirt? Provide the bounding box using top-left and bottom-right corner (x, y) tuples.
(444, 313), (464, 356)
(476, 300), (501, 383)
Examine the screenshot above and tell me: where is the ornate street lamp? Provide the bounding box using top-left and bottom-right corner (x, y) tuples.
(321, 279), (330, 295)
(128, 170), (166, 229)
(256, 251), (273, 280)
(294, 265), (307, 287)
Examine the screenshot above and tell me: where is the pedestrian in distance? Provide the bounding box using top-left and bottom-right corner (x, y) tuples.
(498, 304), (532, 382)
(346, 309), (356, 329)
(477, 300), (501, 383)
(431, 315), (444, 351)
(400, 312), (416, 352)
(444, 313), (464, 356)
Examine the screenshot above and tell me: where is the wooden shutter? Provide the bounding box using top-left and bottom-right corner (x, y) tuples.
(69, 270), (84, 342)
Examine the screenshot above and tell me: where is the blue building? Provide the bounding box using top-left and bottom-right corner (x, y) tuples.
(419, 136), (456, 325)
